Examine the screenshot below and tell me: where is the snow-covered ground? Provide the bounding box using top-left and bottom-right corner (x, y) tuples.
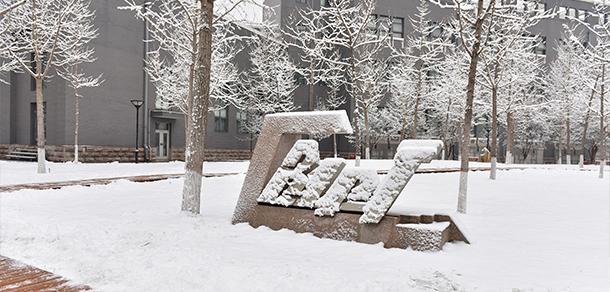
(0, 160), (608, 292)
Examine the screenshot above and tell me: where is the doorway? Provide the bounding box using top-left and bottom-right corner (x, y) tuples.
(155, 122), (170, 160)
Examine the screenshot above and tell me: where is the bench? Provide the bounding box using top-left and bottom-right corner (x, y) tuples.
(6, 148), (37, 161)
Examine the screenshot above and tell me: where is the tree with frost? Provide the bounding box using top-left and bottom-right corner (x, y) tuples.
(244, 14), (298, 127)
(312, 50), (346, 157)
(146, 18), (244, 115)
(400, 0), (450, 140)
(431, 47), (468, 160)
(0, 0), (97, 174)
(563, 2), (610, 178)
(120, 0), (247, 214)
(546, 31), (590, 165)
(284, 4), (343, 112)
(350, 57), (392, 159)
(430, 0), (498, 213)
(57, 43), (103, 164)
(513, 104), (551, 162)
(565, 44), (602, 169)
(476, 2), (549, 179)
(385, 54), (416, 140)
(55, 5), (102, 164)
(315, 0), (390, 162)
(0, 0), (24, 15)
(499, 49), (544, 165)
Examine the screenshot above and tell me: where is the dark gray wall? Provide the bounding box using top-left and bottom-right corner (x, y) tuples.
(0, 0), (602, 154)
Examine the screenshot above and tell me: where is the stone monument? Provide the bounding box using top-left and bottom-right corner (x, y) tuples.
(231, 110), (469, 251)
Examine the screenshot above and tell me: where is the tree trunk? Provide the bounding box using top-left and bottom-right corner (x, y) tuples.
(349, 46), (361, 166)
(580, 78), (597, 168)
(333, 133), (338, 158)
(443, 99), (451, 160)
(566, 113), (571, 165)
(36, 75), (46, 173)
(600, 64), (606, 179)
(413, 68), (422, 139)
(182, 0), (214, 214)
(74, 82), (79, 164)
(364, 105), (370, 159)
(506, 111), (515, 165)
(309, 57), (315, 112)
(557, 123), (563, 164)
(490, 68), (499, 180)
(458, 1), (487, 213)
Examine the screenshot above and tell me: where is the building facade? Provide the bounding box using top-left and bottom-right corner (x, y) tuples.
(0, 0), (605, 163)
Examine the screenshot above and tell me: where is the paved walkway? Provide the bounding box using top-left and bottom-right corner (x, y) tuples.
(0, 256), (92, 291)
(0, 165), (532, 193)
(0, 172), (239, 193)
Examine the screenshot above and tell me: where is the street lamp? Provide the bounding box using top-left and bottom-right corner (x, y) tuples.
(131, 100), (144, 164)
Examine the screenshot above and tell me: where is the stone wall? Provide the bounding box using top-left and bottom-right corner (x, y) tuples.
(0, 144), (252, 163)
(164, 148), (252, 162)
(319, 151), (357, 159)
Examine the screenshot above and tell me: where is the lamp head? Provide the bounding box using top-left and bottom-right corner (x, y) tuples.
(131, 99), (144, 108)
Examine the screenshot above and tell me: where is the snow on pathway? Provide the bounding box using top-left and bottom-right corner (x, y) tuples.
(0, 160), (608, 292)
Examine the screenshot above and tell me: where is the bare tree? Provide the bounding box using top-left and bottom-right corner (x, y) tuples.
(284, 4), (342, 112)
(402, 0), (449, 140)
(431, 46), (468, 160)
(57, 43), (103, 164)
(245, 13), (298, 122)
(121, 0), (246, 214)
(0, 0), (25, 15)
(431, 0), (498, 214)
(316, 0), (390, 162)
(563, 3), (610, 178)
(386, 53), (416, 141)
(477, 2), (549, 179)
(0, 0), (97, 173)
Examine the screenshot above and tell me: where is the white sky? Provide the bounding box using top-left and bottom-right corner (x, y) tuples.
(217, 0), (265, 23)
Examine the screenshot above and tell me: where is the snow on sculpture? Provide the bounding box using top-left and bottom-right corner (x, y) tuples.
(314, 167), (379, 216)
(294, 158), (346, 208)
(359, 140), (443, 224)
(257, 140), (319, 206)
(232, 110), (353, 225)
(258, 138), (443, 223)
(232, 111), (467, 251)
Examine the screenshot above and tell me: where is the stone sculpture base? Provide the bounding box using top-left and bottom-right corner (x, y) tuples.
(251, 204), (469, 252)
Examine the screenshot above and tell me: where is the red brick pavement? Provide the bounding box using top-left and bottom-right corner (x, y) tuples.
(0, 256), (93, 291)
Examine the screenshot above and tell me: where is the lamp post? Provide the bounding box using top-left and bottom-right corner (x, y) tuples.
(131, 100), (144, 163)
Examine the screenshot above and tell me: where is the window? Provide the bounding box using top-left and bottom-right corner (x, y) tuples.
(296, 0), (306, 3)
(214, 102), (228, 132)
(568, 8), (576, 18)
(391, 17), (403, 38)
(366, 15), (377, 34)
(428, 26), (442, 41)
(558, 7), (566, 19)
(368, 15), (403, 39)
(236, 110), (248, 133)
(321, 0), (329, 7)
(534, 36), (546, 55)
(378, 15), (390, 36)
(295, 72), (306, 85)
(578, 10), (586, 21)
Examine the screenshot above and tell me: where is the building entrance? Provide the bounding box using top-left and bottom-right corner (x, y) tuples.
(155, 122), (170, 160)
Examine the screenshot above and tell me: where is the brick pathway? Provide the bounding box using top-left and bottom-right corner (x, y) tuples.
(0, 256), (92, 291)
(0, 172), (239, 193)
